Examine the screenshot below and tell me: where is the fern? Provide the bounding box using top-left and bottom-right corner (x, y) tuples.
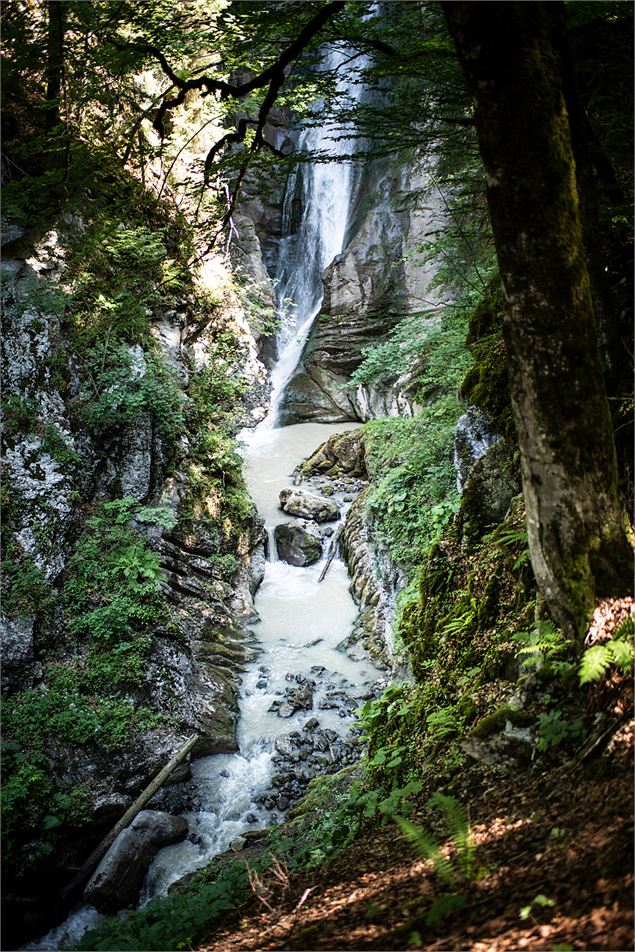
(578, 635), (635, 685)
(394, 793), (476, 887)
(427, 792), (474, 879)
(394, 816), (456, 886)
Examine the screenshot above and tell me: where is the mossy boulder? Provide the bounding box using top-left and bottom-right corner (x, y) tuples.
(274, 520), (322, 566)
(458, 439), (521, 541)
(301, 428), (367, 478)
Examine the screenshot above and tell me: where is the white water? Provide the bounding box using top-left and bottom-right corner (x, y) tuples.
(29, 46), (374, 951)
(262, 45), (367, 428)
(142, 421), (378, 900)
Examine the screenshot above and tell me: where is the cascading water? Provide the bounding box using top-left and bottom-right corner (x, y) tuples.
(28, 46), (378, 952)
(261, 45), (368, 427)
(139, 45), (377, 901)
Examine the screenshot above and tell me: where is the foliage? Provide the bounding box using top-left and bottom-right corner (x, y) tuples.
(76, 860), (251, 951)
(0, 744), (91, 878)
(63, 498), (167, 649)
(394, 793), (476, 926)
(1, 548), (54, 620)
(513, 622), (575, 681)
(1, 498), (173, 880)
(534, 710), (583, 753)
(363, 397), (462, 569)
(578, 619), (635, 685)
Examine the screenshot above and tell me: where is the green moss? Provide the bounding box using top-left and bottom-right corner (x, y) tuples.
(1, 549), (55, 620)
(460, 280), (514, 440)
(470, 705), (534, 739)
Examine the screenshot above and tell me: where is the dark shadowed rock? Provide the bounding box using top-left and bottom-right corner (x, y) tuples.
(84, 810), (188, 913)
(274, 520), (322, 566)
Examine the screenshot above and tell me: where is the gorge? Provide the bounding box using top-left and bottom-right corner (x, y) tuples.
(1, 3), (633, 951)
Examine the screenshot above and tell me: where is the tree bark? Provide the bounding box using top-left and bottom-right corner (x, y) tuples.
(60, 733), (198, 904)
(443, 1), (632, 636)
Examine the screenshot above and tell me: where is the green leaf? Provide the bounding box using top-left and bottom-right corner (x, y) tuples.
(425, 892), (466, 925)
(578, 644), (613, 685)
(394, 816), (455, 886)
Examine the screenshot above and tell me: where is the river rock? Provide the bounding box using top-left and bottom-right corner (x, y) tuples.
(279, 487), (340, 523)
(84, 810), (188, 913)
(285, 682), (314, 711)
(274, 519), (322, 565)
(301, 428), (368, 478)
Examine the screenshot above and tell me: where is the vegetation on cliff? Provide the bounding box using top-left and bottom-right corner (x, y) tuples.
(1, 1), (632, 950)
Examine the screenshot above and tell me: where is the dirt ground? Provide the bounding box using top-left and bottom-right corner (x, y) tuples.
(200, 709), (633, 952)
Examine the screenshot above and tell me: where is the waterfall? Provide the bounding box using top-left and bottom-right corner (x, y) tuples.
(261, 46), (367, 429)
(27, 46), (375, 952)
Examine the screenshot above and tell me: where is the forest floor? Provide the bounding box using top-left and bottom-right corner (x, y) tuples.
(200, 696), (633, 952)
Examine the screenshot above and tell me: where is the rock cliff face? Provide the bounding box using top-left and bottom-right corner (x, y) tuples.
(300, 430), (404, 671)
(0, 220), (268, 938)
(277, 162), (447, 424)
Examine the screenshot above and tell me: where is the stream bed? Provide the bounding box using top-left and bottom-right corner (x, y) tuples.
(142, 420), (385, 899)
(30, 421), (385, 950)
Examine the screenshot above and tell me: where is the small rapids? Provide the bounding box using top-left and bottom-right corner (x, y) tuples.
(142, 421), (383, 900)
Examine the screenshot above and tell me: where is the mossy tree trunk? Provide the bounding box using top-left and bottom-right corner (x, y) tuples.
(444, 1), (632, 636)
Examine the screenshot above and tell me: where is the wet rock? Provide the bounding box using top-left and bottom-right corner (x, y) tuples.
(245, 813), (258, 824)
(304, 717), (320, 731)
(285, 683), (314, 711)
(275, 796), (289, 811)
(1, 615), (36, 690)
(274, 519), (322, 566)
(275, 735), (296, 757)
(84, 810), (188, 913)
(453, 406), (500, 493)
(279, 488), (340, 523)
(313, 733), (330, 753)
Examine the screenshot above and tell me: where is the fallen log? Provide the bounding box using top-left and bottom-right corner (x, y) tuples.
(61, 732), (199, 903)
(318, 522), (345, 582)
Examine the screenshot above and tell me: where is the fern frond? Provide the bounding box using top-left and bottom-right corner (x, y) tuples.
(427, 792), (473, 876)
(607, 639), (635, 672)
(578, 644), (612, 685)
(394, 816), (455, 886)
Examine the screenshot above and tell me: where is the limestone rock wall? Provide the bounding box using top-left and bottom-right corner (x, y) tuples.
(278, 161), (448, 424)
(1, 223), (266, 858)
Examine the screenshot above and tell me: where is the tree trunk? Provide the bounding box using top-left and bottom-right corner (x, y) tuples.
(45, 0), (66, 133)
(443, 1), (632, 636)
(60, 733), (199, 904)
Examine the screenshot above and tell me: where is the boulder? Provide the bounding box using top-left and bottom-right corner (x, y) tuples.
(279, 488), (340, 523)
(301, 428), (367, 478)
(274, 520), (322, 566)
(459, 439), (521, 539)
(84, 810), (188, 913)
